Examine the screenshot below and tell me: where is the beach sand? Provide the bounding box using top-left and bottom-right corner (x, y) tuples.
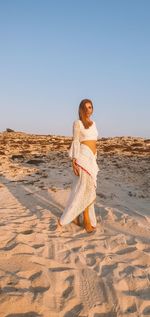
(0, 131), (150, 317)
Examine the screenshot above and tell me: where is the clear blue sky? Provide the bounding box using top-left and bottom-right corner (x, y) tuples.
(0, 0), (150, 138)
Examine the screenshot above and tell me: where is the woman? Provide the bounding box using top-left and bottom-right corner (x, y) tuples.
(58, 99), (99, 233)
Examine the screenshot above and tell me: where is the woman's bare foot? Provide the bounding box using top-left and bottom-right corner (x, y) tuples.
(72, 216), (80, 226)
(85, 224), (96, 233)
(83, 208), (96, 233)
(57, 218), (63, 230)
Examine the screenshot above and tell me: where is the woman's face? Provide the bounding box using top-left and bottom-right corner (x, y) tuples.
(84, 102), (93, 118)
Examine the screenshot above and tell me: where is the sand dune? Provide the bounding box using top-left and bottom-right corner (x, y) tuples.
(0, 130), (150, 317)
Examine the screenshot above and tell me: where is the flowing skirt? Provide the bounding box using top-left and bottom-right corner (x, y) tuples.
(59, 144), (99, 227)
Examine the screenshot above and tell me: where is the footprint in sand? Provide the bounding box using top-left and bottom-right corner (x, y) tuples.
(21, 230), (34, 235)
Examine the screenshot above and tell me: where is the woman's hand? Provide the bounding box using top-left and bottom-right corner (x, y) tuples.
(72, 158), (80, 176)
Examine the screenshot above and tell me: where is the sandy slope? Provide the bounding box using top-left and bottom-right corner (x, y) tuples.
(0, 131), (150, 317)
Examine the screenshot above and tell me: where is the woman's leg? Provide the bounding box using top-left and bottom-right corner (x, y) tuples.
(58, 167), (96, 229)
(83, 206), (96, 232)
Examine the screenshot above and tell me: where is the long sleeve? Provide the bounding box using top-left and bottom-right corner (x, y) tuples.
(68, 120), (80, 160)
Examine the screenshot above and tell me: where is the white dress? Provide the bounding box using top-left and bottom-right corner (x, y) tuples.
(59, 119), (100, 227)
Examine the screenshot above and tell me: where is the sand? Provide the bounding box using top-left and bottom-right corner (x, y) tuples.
(0, 131), (150, 317)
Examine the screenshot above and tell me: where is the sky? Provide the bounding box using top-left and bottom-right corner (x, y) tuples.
(0, 0), (150, 138)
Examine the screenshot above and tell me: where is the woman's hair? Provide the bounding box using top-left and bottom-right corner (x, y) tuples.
(78, 99), (93, 129)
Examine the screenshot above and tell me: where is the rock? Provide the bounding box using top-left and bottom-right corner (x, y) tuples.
(6, 128), (15, 132)
(11, 154), (24, 160)
(26, 159), (45, 165)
